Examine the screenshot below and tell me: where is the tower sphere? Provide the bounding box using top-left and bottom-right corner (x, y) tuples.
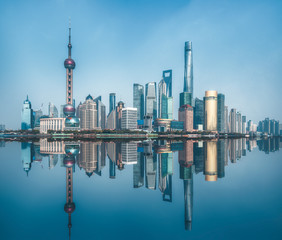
(63, 155), (75, 168)
(65, 116), (80, 127)
(63, 104), (75, 116)
(64, 202), (76, 214)
(64, 58), (76, 69)
(65, 145), (80, 156)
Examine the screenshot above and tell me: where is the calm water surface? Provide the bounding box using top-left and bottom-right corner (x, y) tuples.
(0, 138), (281, 240)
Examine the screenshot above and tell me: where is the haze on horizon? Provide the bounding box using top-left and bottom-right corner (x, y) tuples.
(0, 0), (281, 129)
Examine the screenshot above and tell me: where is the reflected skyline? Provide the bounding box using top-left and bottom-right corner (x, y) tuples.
(13, 137), (282, 237)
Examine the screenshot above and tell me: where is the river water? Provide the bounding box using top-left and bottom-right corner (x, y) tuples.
(0, 138), (281, 240)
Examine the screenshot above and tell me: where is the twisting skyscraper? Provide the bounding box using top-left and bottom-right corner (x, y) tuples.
(180, 41), (193, 107)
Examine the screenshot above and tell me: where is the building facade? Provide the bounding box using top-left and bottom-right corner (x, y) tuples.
(204, 91), (218, 131)
(217, 94), (225, 133)
(78, 95), (98, 130)
(145, 82), (157, 120)
(121, 107), (137, 130)
(179, 104), (194, 132)
(21, 96), (34, 130)
(133, 84), (144, 121)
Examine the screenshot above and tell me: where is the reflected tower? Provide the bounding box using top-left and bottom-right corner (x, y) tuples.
(63, 144), (79, 239)
(204, 141), (218, 181)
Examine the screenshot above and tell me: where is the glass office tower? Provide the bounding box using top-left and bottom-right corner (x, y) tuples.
(133, 84), (144, 121)
(145, 82), (157, 120)
(21, 96), (33, 130)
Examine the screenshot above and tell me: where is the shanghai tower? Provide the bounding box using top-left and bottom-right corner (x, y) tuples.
(180, 41), (193, 107)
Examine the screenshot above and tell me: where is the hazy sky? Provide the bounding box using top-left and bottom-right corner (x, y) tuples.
(0, 0), (281, 129)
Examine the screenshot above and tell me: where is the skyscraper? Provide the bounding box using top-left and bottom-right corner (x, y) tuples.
(116, 101), (125, 130)
(224, 106), (229, 133)
(109, 93), (116, 115)
(193, 98), (204, 130)
(217, 94), (225, 133)
(242, 116), (247, 134)
(179, 105), (194, 132)
(94, 96), (106, 130)
(204, 91), (218, 131)
(21, 96), (34, 130)
(78, 95), (97, 130)
(163, 70), (172, 97)
(229, 108), (236, 133)
(121, 107), (137, 130)
(133, 84), (144, 121)
(48, 103), (58, 118)
(180, 41), (193, 107)
(158, 78), (173, 119)
(145, 82), (157, 120)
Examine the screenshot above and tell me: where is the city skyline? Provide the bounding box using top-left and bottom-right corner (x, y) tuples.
(1, 0), (282, 129)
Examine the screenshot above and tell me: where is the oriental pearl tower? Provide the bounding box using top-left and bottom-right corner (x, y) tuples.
(63, 23), (79, 128)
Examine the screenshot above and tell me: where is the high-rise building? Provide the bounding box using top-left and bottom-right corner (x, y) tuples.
(94, 96), (106, 130)
(275, 121), (280, 136)
(77, 95), (98, 130)
(145, 82), (157, 120)
(48, 103), (58, 118)
(109, 93), (116, 115)
(163, 70), (172, 97)
(229, 108), (236, 133)
(204, 91), (217, 131)
(193, 98), (204, 130)
(106, 110), (116, 130)
(264, 118), (270, 134)
(179, 105), (194, 132)
(270, 119), (275, 135)
(217, 94), (225, 133)
(133, 84), (144, 121)
(33, 110), (43, 128)
(116, 101), (124, 130)
(184, 41), (193, 96)
(121, 107), (137, 130)
(21, 96), (34, 130)
(236, 112), (242, 133)
(224, 106), (229, 133)
(242, 116), (247, 134)
(158, 78), (173, 119)
(180, 41), (193, 107)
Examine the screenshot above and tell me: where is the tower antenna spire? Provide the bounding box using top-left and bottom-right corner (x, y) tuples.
(68, 17), (72, 58)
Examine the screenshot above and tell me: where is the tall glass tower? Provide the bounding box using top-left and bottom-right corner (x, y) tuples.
(21, 95), (33, 130)
(180, 41), (193, 107)
(109, 93), (116, 114)
(145, 82), (157, 120)
(162, 70), (172, 97)
(217, 94), (225, 133)
(133, 84), (144, 121)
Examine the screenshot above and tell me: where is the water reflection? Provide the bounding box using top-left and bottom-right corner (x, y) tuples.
(15, 137), (282, 237)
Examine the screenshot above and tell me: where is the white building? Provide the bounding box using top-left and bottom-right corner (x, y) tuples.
(40, 118), (65, 134)
(121, 107), (137, 130)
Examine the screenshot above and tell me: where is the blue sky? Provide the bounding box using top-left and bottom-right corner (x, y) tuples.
(0, 0), (281, 129)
